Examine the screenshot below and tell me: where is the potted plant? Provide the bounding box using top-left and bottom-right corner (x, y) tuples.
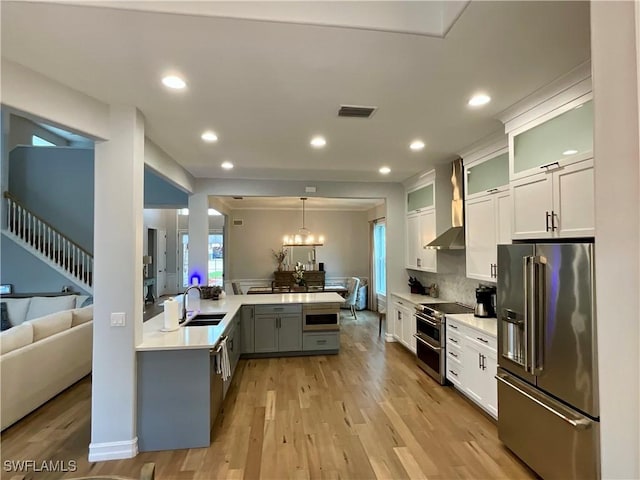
(293, 262), (306, 288)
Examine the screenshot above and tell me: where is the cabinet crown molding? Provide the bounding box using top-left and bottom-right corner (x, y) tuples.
(498, 61), (592, 133)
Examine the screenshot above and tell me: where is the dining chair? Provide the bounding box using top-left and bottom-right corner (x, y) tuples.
(343, 277), (361, 320)
(231, 282), (243, 295)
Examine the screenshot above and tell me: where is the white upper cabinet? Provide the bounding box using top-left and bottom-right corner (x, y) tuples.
(500, 64), (595, 240)
(463, 142), (511, 282)
(509, 97), (594, 240)
(511, 99), (593, 180)
(405, 171), (437, 273)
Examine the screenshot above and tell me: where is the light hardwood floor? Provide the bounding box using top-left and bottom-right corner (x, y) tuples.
(1, 310), (535, 480)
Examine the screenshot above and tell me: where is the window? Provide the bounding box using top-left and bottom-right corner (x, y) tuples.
(31, 135), (55, 147)
(374, 221), (386, 295)
(180, 232), (224, 287)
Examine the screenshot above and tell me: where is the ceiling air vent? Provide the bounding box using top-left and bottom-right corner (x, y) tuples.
(338, 105), (377, 118)
(232, 219), (244, 227)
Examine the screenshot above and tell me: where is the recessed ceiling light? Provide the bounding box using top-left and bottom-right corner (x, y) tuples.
(468, 94), (491, 107)
(310, 136), (327, 148)
(201, 131), (218, 143)
(379, 166), (391, 174)
(221, 161), (234, 170)
(162, 75), (186, 90)
(563, 149), (578, 155)
(410, 140), (425, 151)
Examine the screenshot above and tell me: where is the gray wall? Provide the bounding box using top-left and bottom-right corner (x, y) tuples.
(227, 208), (369, 281)
(9, 145), (94, 252)
(144, 168), (188, 208)
(0, 234), (89, 294)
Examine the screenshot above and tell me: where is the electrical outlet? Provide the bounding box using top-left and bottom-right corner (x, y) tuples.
(111, 312), (126, 327)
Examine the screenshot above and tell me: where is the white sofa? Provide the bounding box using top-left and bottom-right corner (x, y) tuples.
(0, 295), (93, 430)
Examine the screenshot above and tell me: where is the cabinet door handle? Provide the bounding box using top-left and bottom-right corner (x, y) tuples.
(487, 188), (499, 194)
(449, 351), (458, 358)
(478, 353), (482, 369)
(317, 339), (327, 344)
(448, 369), (458, 377)
(449, 324), (458, 330)
(450, 338), (458, 344)
(540, 161), (560, 170)
(545, 211), (551, 232)
(477, 337), (489, 344)
(417, 258), (421, 267)
(551, 211), (558, 231)
(482, 354), (486, 371)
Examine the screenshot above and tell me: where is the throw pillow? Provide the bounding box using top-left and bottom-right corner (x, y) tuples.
(81, 296), (93, 308)
(3, 298), (31, 326)
(25, 296), (77, 322)
(1, 303), (11, 331)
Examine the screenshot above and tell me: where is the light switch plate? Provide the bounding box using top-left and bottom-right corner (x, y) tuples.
(111, 312), (126, 327)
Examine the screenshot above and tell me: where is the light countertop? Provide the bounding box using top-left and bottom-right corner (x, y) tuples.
(138, 292), (344, 352)
(445, 313), (497, 337)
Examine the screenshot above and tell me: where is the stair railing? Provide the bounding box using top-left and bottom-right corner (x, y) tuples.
(3, 192), (93, 287)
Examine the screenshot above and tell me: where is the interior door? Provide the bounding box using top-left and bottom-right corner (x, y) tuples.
(156, 229), (167, 296)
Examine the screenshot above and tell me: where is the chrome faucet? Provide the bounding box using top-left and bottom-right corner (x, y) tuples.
(181, 285), (202, 322)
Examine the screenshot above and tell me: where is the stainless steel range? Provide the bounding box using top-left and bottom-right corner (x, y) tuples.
(414, 302), (473, 384)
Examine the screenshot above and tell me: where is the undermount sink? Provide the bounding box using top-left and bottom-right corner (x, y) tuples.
(182, 313), (226, 327)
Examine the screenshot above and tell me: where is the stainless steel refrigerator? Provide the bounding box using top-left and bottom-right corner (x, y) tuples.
(496, 242), (599, 480)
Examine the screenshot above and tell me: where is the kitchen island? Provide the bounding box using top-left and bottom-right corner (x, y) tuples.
(136, 292), (343, 452)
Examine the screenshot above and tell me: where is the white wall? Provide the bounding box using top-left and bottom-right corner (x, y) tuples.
(228, 208), (369, 280)
(1, 59), (109, 141)
(591, 2), (640, 478)
(8, 113), (68, 149)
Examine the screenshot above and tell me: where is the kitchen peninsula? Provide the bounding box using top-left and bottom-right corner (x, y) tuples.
(136, 292), (343, 452)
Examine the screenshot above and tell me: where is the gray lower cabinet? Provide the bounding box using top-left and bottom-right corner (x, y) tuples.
(253, 304), (302, 353)
(240, 305), (255, 353)
(138, 348), (221, 452)
(303, 331), (339, 351)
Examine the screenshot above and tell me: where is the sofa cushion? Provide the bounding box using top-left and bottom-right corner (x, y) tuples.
(27, 310), (73, 342)
(1, 303), (11, 331)
(3, 298), (31, 326)
(25, 296), (77, 322)
(1, 322), (34, 354)
(71, 306), (93, 327)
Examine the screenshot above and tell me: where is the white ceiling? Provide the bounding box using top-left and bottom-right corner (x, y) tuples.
(1, 1), (591, 183)
(216, 196), (384, 211)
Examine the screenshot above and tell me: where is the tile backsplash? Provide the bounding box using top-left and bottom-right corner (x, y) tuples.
(408, 250), (493, 307)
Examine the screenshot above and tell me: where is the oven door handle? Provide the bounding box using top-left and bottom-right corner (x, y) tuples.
(415, 314), (439, 328)
(413, 334), (442, 351)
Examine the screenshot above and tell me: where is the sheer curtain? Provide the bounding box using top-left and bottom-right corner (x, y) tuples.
(369, 217), (386, 311)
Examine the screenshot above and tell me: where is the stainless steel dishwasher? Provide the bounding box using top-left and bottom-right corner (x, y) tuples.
(209, 337), (225, 432)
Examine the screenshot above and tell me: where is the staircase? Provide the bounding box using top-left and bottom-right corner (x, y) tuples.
(3, 192), (93, 292)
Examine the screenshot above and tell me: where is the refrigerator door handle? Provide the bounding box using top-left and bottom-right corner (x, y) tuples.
(523, 256), (532, 374)
(532, 255), (547, 374)
(496, 373), (592, 430)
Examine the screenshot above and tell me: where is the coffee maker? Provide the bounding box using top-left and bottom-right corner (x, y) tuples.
(474, 285), (496, 318)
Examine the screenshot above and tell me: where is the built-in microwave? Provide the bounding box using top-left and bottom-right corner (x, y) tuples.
(303, 303), (341, 331)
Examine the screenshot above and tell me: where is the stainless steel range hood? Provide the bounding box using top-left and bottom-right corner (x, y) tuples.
(425, 158), (465, 250)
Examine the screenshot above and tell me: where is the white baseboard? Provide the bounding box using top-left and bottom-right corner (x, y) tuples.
(384, 333), (395, 342)
(88, 437), (138, 462)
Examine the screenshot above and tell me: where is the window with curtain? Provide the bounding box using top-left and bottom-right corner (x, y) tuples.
(374, 221), (386, 295)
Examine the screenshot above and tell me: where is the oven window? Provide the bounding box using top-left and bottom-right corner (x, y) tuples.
(416, 318), (440, 344)
(416, 338), (441, 373)
(306, 313), (338, 326)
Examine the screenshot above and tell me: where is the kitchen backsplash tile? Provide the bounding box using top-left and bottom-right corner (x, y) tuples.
(409, 250), (492, 307)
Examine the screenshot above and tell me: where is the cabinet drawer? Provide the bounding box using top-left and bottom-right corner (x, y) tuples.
(446, 343), (463, 363)
(303, 332), (339, 351)
(446, 362), (464, 388)
(446, 329), (464, 349)
(466, 331), (497, 352)
(255, 304), (302, 315)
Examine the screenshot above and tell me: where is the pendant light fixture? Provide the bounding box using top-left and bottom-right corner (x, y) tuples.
(283, 198), (325, 246)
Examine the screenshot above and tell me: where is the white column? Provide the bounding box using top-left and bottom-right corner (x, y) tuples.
(592, 2), (640, 478)
(187, 192), (209, 286)
(90, 106), (144, 461)
(0, 109), (9, 229)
